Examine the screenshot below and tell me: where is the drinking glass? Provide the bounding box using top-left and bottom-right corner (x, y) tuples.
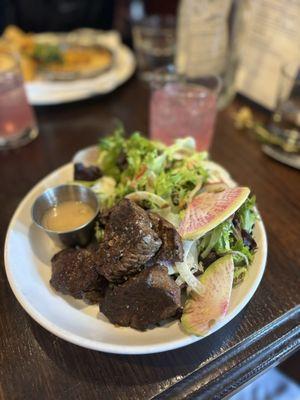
(132, 15), (176, 81)
(150, 67), (221, 150)
(0, 49), (38, 149)
(268, 61), (300, 153)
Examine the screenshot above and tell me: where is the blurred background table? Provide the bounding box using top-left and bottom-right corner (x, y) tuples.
(0, 77), (299, 400)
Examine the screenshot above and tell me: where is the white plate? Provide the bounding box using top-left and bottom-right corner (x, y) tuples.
(4, 163), (267, 354)
(25, 31), (136, 105)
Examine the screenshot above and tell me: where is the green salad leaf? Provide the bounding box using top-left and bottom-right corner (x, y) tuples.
(236, 195), (258, 233)
(96, 130), (209, 211)
(98, 127), (125, 180)
(198, 197), (258, 282)
(33, 43), (62, 64)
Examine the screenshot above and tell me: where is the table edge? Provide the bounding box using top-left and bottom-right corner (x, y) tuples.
(155, 306), (300, 400)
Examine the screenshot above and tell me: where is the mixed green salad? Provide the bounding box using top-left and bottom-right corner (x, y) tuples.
(75, 129), (258, 290)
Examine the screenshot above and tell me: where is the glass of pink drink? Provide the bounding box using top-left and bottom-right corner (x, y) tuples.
(0, 50), (38, 150)
(150, 71), (221, 150)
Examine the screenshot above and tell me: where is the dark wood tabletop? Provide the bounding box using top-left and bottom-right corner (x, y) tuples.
(1, 78), (299, 400)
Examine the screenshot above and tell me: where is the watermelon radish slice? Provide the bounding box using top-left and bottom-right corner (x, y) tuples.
(202, 182), (228, 193)
(178, 187), (250, 240)
(181, 254), (234, 336)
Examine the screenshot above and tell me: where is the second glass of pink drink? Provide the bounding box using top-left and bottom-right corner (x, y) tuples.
(150, 73), (221, 150)
(0, 50), (38, 149)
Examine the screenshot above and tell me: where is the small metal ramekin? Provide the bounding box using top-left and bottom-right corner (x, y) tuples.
(31, 184), (99, 247)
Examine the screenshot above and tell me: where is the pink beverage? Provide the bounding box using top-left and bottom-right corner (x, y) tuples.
(150, 82), (218, 150)
(0, 51), (37, 149)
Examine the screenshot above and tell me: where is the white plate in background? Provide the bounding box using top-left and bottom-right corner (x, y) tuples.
(25, 30), (136, 105)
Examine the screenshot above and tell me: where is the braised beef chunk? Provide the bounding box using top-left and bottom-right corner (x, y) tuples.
(101, 266), (181, 330)
(147, 212), (183, 266)
(50, 248), (107, 303)
(74, 163), (102, 181)
(96, 199), (162, 282)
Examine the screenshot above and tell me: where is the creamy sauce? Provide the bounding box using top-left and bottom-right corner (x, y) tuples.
(42, 201), (95, 232)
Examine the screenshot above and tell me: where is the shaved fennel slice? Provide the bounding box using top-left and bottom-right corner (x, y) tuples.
(203, 161), (236, 188)
(91, 176), (116, 195)
(229, 250), (250, 266)
(175, 241), (204, 294)
(166, 137), (197, 160)
(125, 191), (169, 208)
(187, 179), (203, 204)
(166, 263), (176, 275)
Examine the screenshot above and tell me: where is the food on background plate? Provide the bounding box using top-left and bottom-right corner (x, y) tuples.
(42, 129), (258, 335)
(34, 43), (113, 80)
(2, 25), (113, 81)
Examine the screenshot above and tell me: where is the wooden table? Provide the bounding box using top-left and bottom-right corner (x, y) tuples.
(1, 78), (299, 400)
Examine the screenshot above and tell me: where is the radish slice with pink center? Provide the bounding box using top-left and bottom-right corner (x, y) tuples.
(181, 254), (234, 336)
(179, 187), (250, 240)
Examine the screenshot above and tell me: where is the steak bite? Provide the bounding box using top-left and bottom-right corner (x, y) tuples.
(96, 199), (162, 282)
(101, 266), (181, 330)
(147, 212), (184, 266)
(50, 248), (107, 303)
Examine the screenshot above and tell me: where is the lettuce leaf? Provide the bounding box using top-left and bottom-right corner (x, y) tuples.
(96, 129), (209, 211)
(236, 195), (257, 233)
(198, 197), (258, 283)
(98, 127), (125, 180)
(231, 239), (254, 266)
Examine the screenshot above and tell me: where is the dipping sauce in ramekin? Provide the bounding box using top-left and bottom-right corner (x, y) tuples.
(42, 200), (95, 232)
(32, 184), (99, 247)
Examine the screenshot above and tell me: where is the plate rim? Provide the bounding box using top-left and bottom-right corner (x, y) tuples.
(4, 163), (268, 354)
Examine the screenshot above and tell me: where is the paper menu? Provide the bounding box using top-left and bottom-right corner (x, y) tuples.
(235, 0), (300, 110)
(176, 0), (233, 76)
